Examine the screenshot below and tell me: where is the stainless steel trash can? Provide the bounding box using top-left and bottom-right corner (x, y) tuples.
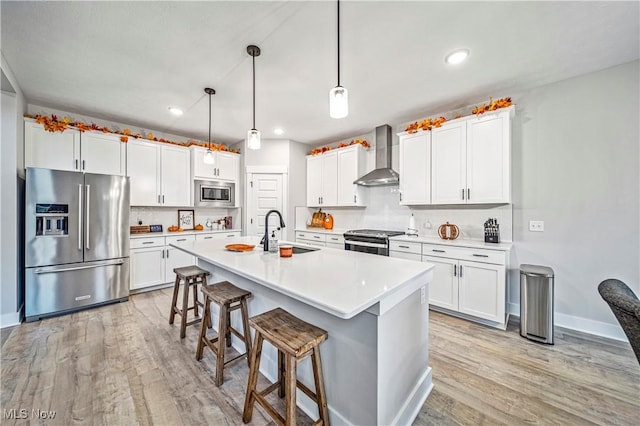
(520, 264), (555, 344)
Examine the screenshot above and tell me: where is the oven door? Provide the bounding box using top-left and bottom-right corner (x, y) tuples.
(344, 239), (389, 256)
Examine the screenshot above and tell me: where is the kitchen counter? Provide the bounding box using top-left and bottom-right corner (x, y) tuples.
(391, 234), (513, 251)
(130, 229), (241, 239)
(171, 236), (434, 425)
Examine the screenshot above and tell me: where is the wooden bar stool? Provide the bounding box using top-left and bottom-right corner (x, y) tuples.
(243, 308), (329, 426)
(169, 265), (209, 338)
(196, 281), (252, 386)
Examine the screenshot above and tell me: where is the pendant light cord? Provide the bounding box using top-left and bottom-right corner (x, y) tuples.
(252, 54), (256, 130)
(337, 0), (341, 86)
(208, 92), (212, 150)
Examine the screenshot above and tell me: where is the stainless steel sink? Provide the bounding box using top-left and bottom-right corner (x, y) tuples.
(291, 246), (319, 254)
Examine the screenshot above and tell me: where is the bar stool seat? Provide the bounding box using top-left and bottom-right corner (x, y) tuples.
(243, 308), (329, 426)
(196, 281), (252, 386)
(169, 265), (210, 338)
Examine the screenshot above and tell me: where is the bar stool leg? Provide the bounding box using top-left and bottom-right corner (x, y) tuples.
(215, 302), (228, 386)
(278, 350), (285, 398)
(240, 299), (252, 366)
(312, 347), (329, 425)
(196, 295), (211, 361)
(285, 354), (297, 426)
(225, 309), (232, 347)
(203, 276), (212, 329)
(180, 277), (190, 338)
(192, 283), (200, 317)
(169, 274), (180, 324)
(243, 332), (264, 423)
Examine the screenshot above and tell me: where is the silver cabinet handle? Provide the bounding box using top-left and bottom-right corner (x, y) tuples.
(204, 236), (213, 240)
(226, 234), (234, 237)
(158, 195), (161, 204)
(75, 159), (79, 170)
(85, 184), (91, 250)
(459, 265), (463, 277)
(454, 264), (457, 277)
(399, 245), (410, 249)
(472, 253), (489, 258)
(461, 189), (465, 200)
(432, 249), (445, 253)
(467, 188), (470, 200)
(400, 192), (402, 202)
(78, 184), (83, 251)
(82, 159), (86, 171)
(177, 238), (186, 242)
(354, 195), (357, 203)
(313, 235), (321, 239)
(162, 195), (165, 204)
(166, 249), (169, 258)
(142, 241), (154, 245)
(162, 249), (165, 258)
(330, 237), (339, 241)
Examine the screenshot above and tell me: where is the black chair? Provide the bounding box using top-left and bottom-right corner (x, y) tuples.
(598, 279), (640, 365)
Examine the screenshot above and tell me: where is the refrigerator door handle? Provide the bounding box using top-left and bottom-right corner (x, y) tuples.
(85, 184), (91, 250)
(34, 259), (125, 275)
(78, 184), (83, 251)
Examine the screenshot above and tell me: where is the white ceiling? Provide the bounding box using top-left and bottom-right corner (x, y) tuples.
(2, 1), (638, 146)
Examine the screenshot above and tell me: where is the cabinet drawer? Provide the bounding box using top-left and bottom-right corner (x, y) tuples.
(326, 234), (344, 245)
(295, 231), (326, 243)
(165, 234), (196, 245)
(131, 237), (165, 249)
(389, 240), (422, 255)
(422, 243), (506, 265)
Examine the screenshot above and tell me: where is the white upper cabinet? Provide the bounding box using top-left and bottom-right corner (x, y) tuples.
(127, 139), (191, 206)
(337, 145), (367, 206)
(191, 146), (239, 182)
(466, 111), (511, 203)
(431, 120), (467, 204)
(398, 131), (431, 205)
(80, 132), (126, 176)
(307, 145), (368, 207)
(306, 151), (337, 207)
(24, 120), (125, 175)
(432, 109), (512, 205)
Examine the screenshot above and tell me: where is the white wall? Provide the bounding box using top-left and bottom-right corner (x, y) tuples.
(1, 52), (27, 327)
(508, 60), (639, 338)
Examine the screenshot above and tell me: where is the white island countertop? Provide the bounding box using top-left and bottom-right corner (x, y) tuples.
(171, 236), (433, 319)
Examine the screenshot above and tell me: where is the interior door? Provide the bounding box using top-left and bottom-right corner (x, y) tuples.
(247, 173), (284, 237)
(83, 173), (130, 262)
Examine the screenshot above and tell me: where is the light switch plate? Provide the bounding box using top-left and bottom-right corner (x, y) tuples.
(529, 220), (544, 232)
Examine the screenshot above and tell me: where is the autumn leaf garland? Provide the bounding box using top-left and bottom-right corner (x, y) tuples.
(25, 113), (240, 153)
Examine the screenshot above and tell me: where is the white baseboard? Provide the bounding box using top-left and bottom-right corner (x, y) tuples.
(0, 311), (21, 329)
(507, 302), (628, 342)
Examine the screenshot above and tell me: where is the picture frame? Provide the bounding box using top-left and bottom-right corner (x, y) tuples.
(177, 209), (195, 230)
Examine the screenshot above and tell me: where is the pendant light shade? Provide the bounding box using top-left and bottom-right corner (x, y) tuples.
(247, 45), (261, 150)
(329, 0), (348, 119)
(203, 87), (216, 164)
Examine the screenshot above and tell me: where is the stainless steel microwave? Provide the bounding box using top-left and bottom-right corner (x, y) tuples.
(194, 180), (235, 207)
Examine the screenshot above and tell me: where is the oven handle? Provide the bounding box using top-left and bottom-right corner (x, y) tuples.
(345, 240), (388, 249)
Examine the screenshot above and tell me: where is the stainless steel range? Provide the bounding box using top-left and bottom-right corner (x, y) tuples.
(343, 229), (405, 256)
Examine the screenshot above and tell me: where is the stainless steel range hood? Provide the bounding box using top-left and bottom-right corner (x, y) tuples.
(354, 124), (399, 186)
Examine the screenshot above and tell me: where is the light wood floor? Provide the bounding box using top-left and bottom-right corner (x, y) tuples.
(1, 287), (638, 425)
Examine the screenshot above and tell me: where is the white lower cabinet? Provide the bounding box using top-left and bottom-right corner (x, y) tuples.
(130, 234), (200, 291)
(325, 234), (345, 250)
(390, 238), (508, 328)
(295, 231), (331, 248)
(195, 231), (241, 241)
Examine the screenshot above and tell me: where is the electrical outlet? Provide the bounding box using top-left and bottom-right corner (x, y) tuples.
(420, 286), (426, 304)
(529, 220), (544, 232)
(423, 221), (432, 229)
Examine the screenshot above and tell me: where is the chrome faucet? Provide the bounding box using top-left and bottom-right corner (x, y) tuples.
(263, 209), (286, 252)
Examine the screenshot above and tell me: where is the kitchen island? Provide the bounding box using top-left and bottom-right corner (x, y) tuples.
(171, 237), (434, 425)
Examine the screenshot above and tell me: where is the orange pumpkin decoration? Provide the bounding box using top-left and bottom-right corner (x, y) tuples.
(323, 214), (334, 230)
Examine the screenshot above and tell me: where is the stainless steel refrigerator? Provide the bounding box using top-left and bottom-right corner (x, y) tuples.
(25, 168), (130, 321)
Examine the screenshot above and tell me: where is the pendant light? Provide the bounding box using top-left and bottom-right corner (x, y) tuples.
(329, 0), (348, 119)
(247, 45), (261, 150)
(203, 87), (216, 164)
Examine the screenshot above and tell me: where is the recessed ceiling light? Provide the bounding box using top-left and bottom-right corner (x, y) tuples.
(168, 107), (183, 116)
(445, 49), (470, 65)
(273, 128), (284, 136)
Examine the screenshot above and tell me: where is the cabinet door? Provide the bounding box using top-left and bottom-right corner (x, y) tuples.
(161, 145), (191, 207)
(24, 121), (80, 172)
(458, 260), (505, 323)
(191, 146), (217, 180)
(130, 247), (165, 290)
(422, 255), (459, 311)
(127, 140), (161, 206)
(399, 132), (430, 205)
(321, 151), (338, 206)
(216, 152), (238, 181)
(81, 132), (126, 176)
(165, 247), (195, 282)
(306, 155), (323, 206)
(337, 146), (366, 206)
(466, 111), (511, 203)
(431, 121), (466, 204)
